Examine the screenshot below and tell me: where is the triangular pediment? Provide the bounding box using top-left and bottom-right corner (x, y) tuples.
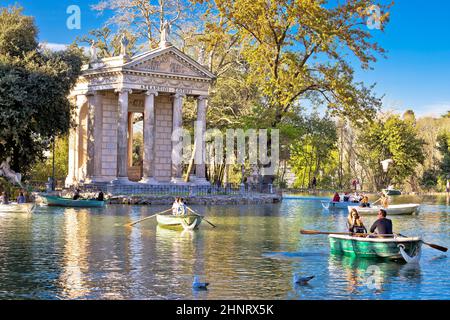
(123, 46), (215, 79)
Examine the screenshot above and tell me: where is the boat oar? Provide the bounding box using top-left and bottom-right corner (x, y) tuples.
(186, 206), (217, 228)
(422, 241), (448, 252)
(300, 229), (394, 237)
(300, 229), (353, 236)
(397, 233), (448, 253)
(126, 208), (172, 227)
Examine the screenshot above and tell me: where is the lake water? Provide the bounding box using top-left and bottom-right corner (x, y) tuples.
(0, 194), (449, 300)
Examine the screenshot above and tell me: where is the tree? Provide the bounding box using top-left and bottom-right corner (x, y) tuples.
(28, 135), (69, 183)
(205, 0), (391, 127)
(356, 114), (425, 190)
(0, 6), (83, 175)
(289, 113), (338, 189)
(437, 133), (450, 180)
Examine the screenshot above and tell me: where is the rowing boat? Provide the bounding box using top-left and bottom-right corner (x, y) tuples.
(40, 195), (105, 208)
(321, 200), (362, 210)
(156, 213), (203, 230)
(0, 203), (35, 213)
(347, 204), (420, 215)
(329, 234), (422, 261)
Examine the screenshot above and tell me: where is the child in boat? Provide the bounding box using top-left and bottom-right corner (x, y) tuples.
(347, 208), (367, 234)
(381, 194), (389, 208)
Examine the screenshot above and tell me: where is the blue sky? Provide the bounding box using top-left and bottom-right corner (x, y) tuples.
(3, 0), (450, 118)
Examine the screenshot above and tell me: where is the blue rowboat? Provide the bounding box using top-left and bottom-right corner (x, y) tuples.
(40, 195), (105, 208)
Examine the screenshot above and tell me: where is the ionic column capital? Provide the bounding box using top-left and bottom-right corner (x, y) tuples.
(115, 88), (133, 95)
(174, 92), (186, 99)
(197, 95), (209, 102)
(145, 89), (159, 97)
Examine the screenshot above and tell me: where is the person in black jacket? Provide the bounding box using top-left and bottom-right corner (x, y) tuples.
(370, 209), (393, 237)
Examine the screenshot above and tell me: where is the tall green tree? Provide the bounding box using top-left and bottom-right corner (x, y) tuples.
(205, 0), (391, 127)
(357, 114), (425, 190)
(0, 6), (83, 174)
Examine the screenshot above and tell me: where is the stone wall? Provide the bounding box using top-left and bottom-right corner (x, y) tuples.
(154, 95), (173, 182)
(108, 194), (282, 205)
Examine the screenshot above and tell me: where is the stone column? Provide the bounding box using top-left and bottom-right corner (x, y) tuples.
(112, 88), (132, 184)
(141, 89), (158, 184)
(127, 113), (134, 168)
(195, 95), (210, 185)
(85, 91), (102, 183)
(65, 97), (79, 187)
(171, 93), (185, 184)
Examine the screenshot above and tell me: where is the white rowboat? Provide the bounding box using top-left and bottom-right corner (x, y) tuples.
(347, 204), (420, 216)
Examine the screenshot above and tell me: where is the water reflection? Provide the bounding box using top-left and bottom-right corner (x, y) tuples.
(59, 209), (90, 299)
(0, 195), (448, 300)
(328, 254), (422, 295)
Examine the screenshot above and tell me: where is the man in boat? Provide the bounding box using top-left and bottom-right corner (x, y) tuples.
(179, 198), (187, 215)
(343, 192), (350, 202)
(369, 209), (393, 237)
(73, 188), (81, 200)
(17, 191), (26, 204)
(96, 191), (104, 201)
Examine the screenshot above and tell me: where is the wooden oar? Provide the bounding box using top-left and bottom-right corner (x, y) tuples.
(186, 206), (217, 228)
(398, 233), (448, 253)
(126, 208), (172, 227)
(300, 229), (394, 237)
(421, 241), (447, 252)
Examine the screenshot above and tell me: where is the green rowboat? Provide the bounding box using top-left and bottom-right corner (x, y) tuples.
(329, 234), (422, 261)
(156, 213), (203, 230)
(40, 195), (105, 208)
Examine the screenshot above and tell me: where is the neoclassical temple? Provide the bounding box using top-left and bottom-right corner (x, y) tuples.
(65, 36), (215, 188)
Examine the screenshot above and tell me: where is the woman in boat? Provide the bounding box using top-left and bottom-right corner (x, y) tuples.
(172, 197), (180, 215)
(347, 208), (367, 235)
(332, 192), (340, 202)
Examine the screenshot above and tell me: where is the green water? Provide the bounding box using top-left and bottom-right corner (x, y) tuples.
(0, 194), (448, 300)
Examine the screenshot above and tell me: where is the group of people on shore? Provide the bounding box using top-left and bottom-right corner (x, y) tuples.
(0, 190), (27, 205)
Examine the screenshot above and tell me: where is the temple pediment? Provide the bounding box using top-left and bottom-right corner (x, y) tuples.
(123, 47), (215, 80)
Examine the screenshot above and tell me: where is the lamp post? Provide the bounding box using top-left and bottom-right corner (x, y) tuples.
(52, 137), (56, 191)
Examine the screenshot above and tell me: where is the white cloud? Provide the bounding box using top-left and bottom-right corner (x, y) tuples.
(40, 42), (68, 51)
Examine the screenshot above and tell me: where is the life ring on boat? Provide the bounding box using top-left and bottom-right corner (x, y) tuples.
(398, 244), (421, 264)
